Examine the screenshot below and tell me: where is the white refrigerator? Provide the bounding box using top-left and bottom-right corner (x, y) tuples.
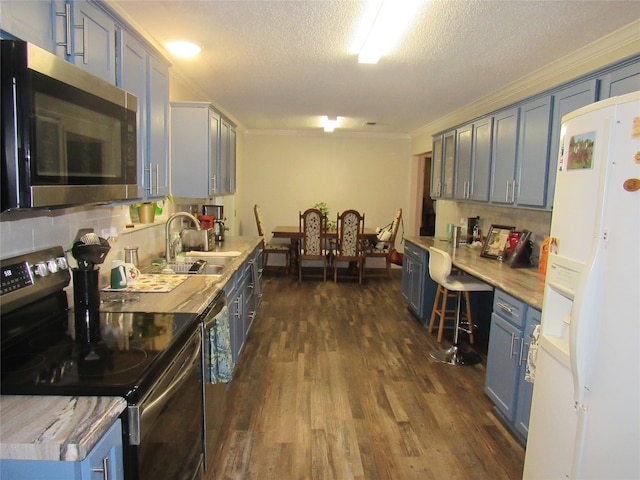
(523, 91), (640, 479)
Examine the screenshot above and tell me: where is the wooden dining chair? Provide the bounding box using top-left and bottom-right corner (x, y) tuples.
(298, 208), (328, 282)
(333, 210), (365, 284)
(254, 204), (290, 274)
(364, 208), (402, 278)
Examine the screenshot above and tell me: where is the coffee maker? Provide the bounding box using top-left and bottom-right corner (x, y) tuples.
(202, 205), (225, 242)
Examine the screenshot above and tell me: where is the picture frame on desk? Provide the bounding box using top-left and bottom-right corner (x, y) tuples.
(481, 224), (514, 259)
(506, 229), (533, 268)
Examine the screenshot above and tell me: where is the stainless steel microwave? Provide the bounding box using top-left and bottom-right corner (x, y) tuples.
(1, 40), (138, 212)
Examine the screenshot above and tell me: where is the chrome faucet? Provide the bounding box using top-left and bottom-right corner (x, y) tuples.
(165, 212), (201, 262)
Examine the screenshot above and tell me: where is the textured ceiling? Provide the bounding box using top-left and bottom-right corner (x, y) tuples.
(111, 0), (640, 134)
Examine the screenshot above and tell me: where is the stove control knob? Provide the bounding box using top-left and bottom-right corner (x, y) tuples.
(56, 257), (69, 270)
(47, 259), (59, 273)
(34, 262), (49, 277)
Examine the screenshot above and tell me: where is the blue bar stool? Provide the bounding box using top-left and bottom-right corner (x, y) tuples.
(427, 247), (493, 366)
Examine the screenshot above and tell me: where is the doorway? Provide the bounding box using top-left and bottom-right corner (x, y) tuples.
(420, 152), (435, 236)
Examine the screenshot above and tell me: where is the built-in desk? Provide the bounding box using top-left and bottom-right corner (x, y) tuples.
(405, 236), (545, 310)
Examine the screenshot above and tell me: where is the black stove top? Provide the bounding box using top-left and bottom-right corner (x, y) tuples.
(0, 246), (198, 402)
(1, 298), (197, 401)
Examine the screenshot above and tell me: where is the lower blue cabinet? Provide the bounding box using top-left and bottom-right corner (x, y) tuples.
(0, 418), (123, 479)
(485, 289), (540, 444)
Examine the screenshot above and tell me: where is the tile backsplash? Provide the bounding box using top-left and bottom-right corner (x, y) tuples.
(434, 200), (552, 263)
(0, 204), (166, 285)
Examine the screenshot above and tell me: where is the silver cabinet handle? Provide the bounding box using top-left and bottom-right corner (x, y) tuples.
(56, 4), (72, 56)
(519, 341), (530, 365)
(496, 302), (513, 314)
(509, 333), (518, 357)
(91, 456), (110, 480)
(80, 16), (87, 64)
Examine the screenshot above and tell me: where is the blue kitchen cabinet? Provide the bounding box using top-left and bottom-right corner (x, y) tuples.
(171, 102), (222, 198)
(469, 115), (493, 202)
(453, 123), (473, 200)
(401, 240), (426, 319)
(599, 60), (640, 99)
(69, 1), (117, 83)
(547, 79), (598, 207)
(0, 0), (61, 53)
(489, 107), (519, 205)
(430, 131), (455, 199)
(515, 307), (541, 441)
(454, 116), (492, 202)
(514, 95), (553, 209)
(146, 54), (170, 198)
(0, 418), (124, 479)
(430, 136), (443, 199)
(485, 288), (540, 445)
(228, 127), (237, 194)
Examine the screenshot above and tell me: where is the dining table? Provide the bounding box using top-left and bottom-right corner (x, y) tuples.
(272, 225), (379, 274)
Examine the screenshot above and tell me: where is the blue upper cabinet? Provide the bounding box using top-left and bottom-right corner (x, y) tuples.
(489, 107), (519, 205)
(146, 54), (170, 198)
(69, 1), (117, 83)
(441, 131), (455, 199)
(0, 0), (60, 53)
(547, 79), (598, 207)
(514, 96), (552, 209)
(454, 123), (473, 200)
(599, 61), (640, 99)
(430, 136), (443, 199)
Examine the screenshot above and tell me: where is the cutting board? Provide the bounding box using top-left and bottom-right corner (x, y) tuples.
(102, 274), (189, 293)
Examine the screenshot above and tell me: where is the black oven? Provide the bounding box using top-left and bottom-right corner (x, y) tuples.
(1, 40), (138, 212)
(0, 247), (204, 479)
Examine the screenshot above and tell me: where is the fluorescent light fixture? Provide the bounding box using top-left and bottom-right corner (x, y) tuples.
(322, 116), (340, 132)
(165, 40), (202, 59)
(352, 0), (425, 64)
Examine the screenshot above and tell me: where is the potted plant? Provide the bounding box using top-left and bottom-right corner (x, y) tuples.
(313, 202), (337, 230)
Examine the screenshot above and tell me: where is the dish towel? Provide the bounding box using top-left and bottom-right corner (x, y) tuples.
(525, 324), (541, 383)
(251, 260), (262, 298)
(204, 305), (234, 383)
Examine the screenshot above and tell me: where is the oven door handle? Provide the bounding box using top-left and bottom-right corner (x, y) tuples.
(142, 339), (201, 417)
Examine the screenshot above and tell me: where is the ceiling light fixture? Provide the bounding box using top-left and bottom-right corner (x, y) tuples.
(353, 0), (425, 64)
(322, 116), (340, 132)
(165, 40), (202, 59)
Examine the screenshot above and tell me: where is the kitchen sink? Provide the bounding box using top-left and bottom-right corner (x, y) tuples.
(148, 262), (224, 275)
(181, 253), (240, 266)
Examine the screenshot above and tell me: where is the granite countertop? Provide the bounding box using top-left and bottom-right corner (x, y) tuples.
(0, 396), (126, 462)
(100, 236), (262, 314)
(405, 236), (546, 311)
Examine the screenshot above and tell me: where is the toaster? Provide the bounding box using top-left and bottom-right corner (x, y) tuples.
(180, 228), (216, 251)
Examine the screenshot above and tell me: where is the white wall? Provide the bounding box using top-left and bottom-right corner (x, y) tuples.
(239, 131), (413, 248)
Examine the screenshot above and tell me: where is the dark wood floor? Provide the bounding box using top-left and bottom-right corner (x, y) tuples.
(208, 270), (525, 479)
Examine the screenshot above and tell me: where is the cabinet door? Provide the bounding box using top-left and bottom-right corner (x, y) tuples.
(547, 79), (597, 207)
(71, 1), (116, 84)
(147, 54), (169, 198)
(118, 29), (147, 199)
(441, 131), (455, 198)
(209, 110), (221, 196)
(485, 313), (522, 421)
(228, 127), (237, 194)
(469, 116), (492, 202)
(78, 418), (124, 479)
(599, 60), (640, 99)
(515, 308), (541, 441)
(218, 118), (230, 194)
(490, 107), (519, 204)
(0, 0), (59, 54)
(515, 96), (552, 208)
(430, 136), (443, 198)
(170, 103), (209, 198)
(454, 124), (473, 200)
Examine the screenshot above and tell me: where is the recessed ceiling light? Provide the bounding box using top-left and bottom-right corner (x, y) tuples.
(165, 40), (202, 59)
(321, 116), (341, 132)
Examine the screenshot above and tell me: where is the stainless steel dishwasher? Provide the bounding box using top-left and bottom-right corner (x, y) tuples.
(199, 294), (232, 472)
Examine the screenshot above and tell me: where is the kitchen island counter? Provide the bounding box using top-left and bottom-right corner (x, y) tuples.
(405, 236), (545, 310)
